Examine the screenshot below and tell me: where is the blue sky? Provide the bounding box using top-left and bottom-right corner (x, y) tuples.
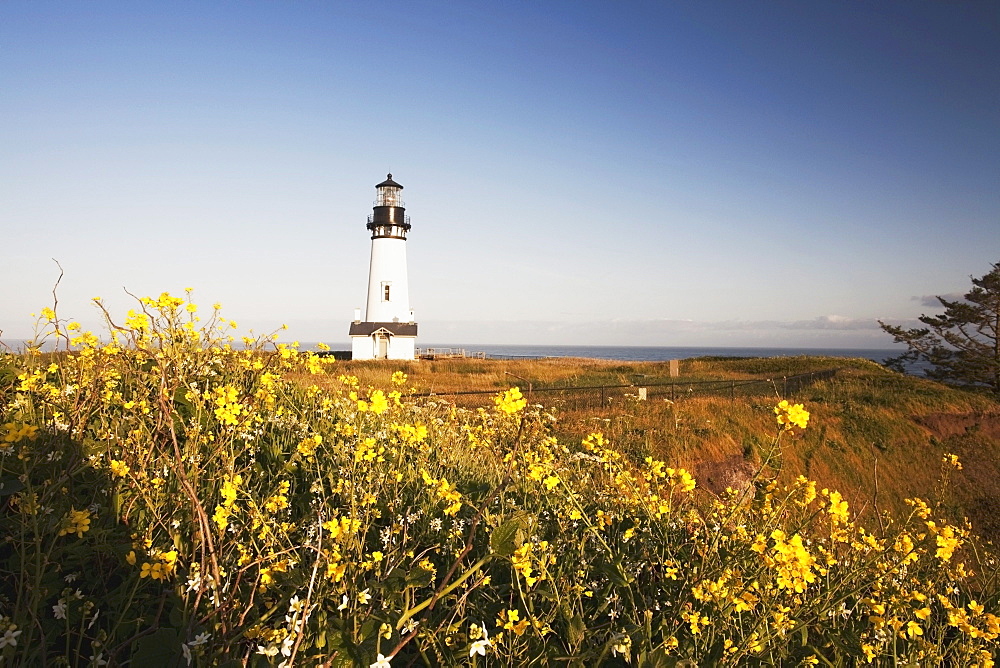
(2, 1), (997, 347)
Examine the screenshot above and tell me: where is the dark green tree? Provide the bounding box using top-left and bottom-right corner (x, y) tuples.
(879, 262), (1000, 395)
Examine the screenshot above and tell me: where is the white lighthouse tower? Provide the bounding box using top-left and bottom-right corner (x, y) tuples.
(349, 174), (418, 360)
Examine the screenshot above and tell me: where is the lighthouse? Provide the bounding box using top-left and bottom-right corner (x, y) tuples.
(349, 174), (418, 360)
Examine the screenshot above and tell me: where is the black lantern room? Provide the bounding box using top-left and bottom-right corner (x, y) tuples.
(367, 173), (411, 240)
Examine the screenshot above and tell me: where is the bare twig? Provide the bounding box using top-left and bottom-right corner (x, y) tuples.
(50, 259), (65, 350)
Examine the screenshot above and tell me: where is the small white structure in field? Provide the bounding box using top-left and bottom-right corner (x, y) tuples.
(350, 174), (418, 360)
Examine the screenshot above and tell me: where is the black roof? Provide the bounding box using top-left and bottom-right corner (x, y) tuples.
(376, 173), (403, 189)
(349, 321), (418, 336)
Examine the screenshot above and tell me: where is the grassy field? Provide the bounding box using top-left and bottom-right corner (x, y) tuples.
(298, 355), (1000, 542)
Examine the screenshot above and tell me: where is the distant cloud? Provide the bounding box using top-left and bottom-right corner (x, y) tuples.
(915, 293), (964, 308)
(778, 315), (880, 331)
(417, 316), (894, 348)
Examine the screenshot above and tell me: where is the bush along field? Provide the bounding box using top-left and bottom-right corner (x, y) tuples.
(2, 292), (1000, 667)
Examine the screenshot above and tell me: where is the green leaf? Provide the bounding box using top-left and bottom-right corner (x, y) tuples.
(132, 628), (181, 668)
(405, 566), (435, 588)
(169, 605), (184, 629)
(806, 645), (837, 667)
(598, 559), (631, 587)
(704, 638), (726, 664)
(325, 629), (346, 649)
(330, 652), (357, 668)
(359, 618), (379, 643)
(638, 648), (678, 668)
(567, 614), (585, 649)
(173, 386), (193, 413)
(828, 627), (862, 656)
(81, 436), (104, 457)
(533, 583), (558, 602)
(490, 511), (531, 556)
(0, 477), (25, 496)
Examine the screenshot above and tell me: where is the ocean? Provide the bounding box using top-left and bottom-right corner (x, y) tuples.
(1, 338), (903, 366)
(311, 343), (903, 364)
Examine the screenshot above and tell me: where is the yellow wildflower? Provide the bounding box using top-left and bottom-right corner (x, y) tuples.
(943, 452), (963, 470)
(124, 309), (150, 331)
(298, 434), (322, 458)
(495, 387), (527, 414)
(510, 543), (539, 586)
(140, 562), (164, 580)
(936, 525), (961, 562)
(2, 423), (39, 443)
(213, 505), (232, 531)
(138, 550), (177, 581)
(667, 467), (696, 492)
(774, 400), (809, 430)
(58, 508), (92, 538)
(109, 459), (130, 478)
(213, 385), (244, 425)
(221, 474), (241, 508)
(681, 610), (710, 634)
(368, 389), (390, 415)
(767, 529), (816, 593)
(497, 609), (529, 636)
(264, 480), (291, 513)
(826, 490), (849, 523)
(862, 644), (877, 662)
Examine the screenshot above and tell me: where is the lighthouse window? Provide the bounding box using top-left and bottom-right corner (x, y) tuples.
(383, 284), (391, 301)
(378, 188), (401, 207)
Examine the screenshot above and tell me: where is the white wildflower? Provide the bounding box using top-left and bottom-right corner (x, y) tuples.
(0, 626), (22, 648)
(370, 653), (392, 668)
(469, 625), (491, 657)
(257, 644), (279, 657)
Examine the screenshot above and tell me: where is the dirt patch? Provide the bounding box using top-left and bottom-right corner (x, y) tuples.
(697, 456), (758, 496)
(912, 412), (1000, 440)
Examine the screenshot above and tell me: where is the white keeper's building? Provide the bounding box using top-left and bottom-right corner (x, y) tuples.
(349, 174), (418, 360)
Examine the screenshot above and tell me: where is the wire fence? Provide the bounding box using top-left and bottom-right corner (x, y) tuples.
(411, 368), (840, 410)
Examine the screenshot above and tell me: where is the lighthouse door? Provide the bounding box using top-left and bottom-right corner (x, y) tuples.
(377, 334), (389, 359)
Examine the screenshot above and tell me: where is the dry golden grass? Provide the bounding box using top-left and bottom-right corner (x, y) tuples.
(293, 355), (1000, 541)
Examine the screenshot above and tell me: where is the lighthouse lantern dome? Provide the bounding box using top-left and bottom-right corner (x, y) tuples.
(367, 173), (410, 238)
(375, 173), (404, 207)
